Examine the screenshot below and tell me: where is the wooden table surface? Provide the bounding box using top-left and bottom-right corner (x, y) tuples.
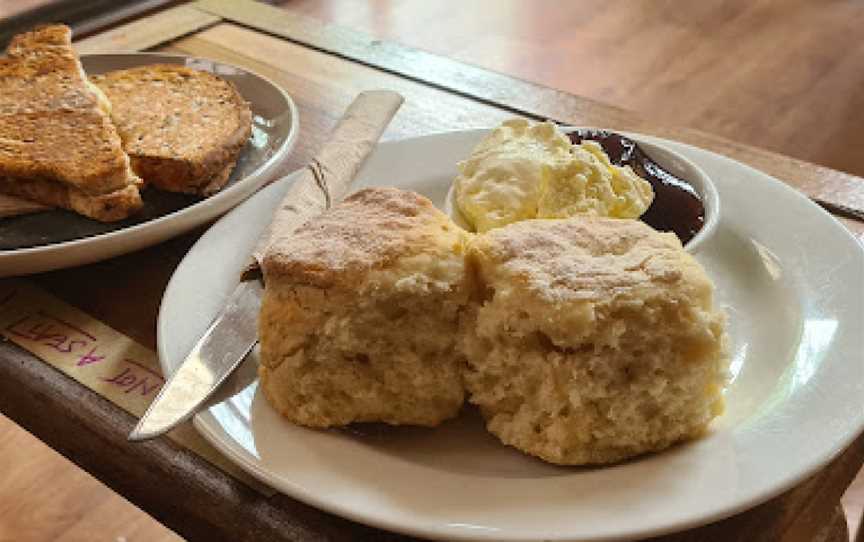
(2, 1), (864, 541)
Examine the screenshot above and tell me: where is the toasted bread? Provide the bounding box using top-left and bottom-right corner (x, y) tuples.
(0, 176), (141, 222)
(0, 25), (143, 222)
(92, 65), (252, 196)
(0, 193), (50, 218)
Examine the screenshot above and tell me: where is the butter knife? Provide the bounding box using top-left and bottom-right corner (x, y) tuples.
(129, 279), (262, 440)
(129, 90), (405, 441)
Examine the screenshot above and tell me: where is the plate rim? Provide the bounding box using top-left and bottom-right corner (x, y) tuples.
(160, 128), (864, 541)
(0, 51), (300, 274)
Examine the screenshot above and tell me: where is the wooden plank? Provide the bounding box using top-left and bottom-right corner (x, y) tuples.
(0, 413), (180, 542)
(191, 0), (637, 124)
(0, 0), (177, 47)
(284, 0), (864, 180)
(818, 506), (850, 542)
(0, 341), (405, 542)
(1, 9), (859, 542)
(191, 0), (864, 218)
(74, 4), (220, 54)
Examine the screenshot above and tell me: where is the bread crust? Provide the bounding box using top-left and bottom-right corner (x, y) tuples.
(0, 25), (140, 197)
(0, 175), (142, 222)
(92, 65), (252, 195)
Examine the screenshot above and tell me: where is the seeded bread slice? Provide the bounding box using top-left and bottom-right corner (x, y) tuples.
(0, 25), (143, 221)
(92, 65), (252, 196)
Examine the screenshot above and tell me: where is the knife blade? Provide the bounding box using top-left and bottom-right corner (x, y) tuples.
(129, 279), (263, 441)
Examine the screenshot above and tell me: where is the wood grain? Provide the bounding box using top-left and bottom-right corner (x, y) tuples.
(74, 4), (219, 54)
(283, 0), (864, 180)
(1, 4), (863, 542)
(192, 0), (864, 222)
(0, 342), (410, 542)
(0, 0), (47, 18)
(817, 506), (851, 542)
(0, 413), (180, 542)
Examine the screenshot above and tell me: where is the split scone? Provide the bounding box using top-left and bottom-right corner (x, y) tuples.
(259, 187), (472, 427)
(462, 217), (728, 465)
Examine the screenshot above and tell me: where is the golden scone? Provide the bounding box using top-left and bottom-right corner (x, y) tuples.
(259, 187), (471, 427)
(462, 217), (728, 465)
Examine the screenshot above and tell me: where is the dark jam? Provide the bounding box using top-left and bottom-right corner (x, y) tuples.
(567, 129), (705, 245)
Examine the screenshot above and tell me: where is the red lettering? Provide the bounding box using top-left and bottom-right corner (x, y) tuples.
(127, 378), (161, 396)
(103, 367), (131, 384)
(27, 322), (65, 343)
(61, 339), (89, 354)
(102, 366), (162, 397)
(77, 346), (105, 366)
(42, 333), (68, 350)
(5, 315), (32, 338)
(6, 317), (89, 354)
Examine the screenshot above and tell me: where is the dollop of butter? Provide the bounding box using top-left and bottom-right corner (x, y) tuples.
(454, 119), (654, 232)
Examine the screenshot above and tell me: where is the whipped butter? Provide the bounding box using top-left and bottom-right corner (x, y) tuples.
(454, 119), (654, 232)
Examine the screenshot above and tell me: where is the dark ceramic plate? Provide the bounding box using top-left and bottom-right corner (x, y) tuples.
(0, 53), (299, 276)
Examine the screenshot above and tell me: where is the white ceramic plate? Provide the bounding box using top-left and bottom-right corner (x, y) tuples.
(158, 130), (864, 542)
(0, 53), (299, 277)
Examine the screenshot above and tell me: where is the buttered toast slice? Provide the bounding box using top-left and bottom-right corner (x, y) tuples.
(0, 25), (143, 222)
(92, 65), (252, 196)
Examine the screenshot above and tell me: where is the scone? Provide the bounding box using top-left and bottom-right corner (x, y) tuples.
(259, 187), (471, 427)
(462, 217), (728, 465)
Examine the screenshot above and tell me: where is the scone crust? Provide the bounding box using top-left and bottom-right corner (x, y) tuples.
(471, 217), (711, 303)
(262, 187), (464, 286)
